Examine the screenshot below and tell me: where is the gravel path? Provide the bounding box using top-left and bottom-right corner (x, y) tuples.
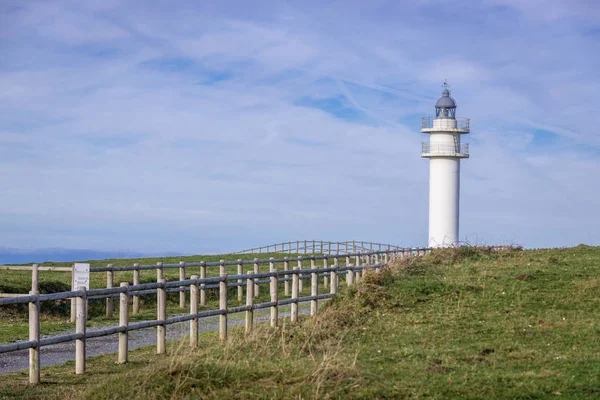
(0, 307), (311, 374)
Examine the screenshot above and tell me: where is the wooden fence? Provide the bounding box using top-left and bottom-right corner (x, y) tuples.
(0, 242), (416, 322)
(234, 240), (404, 255)
(0, 248), (429, 385)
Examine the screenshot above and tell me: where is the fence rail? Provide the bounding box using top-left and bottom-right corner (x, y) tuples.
(234, 240), (404, 255)
(0, 247), (429, 385)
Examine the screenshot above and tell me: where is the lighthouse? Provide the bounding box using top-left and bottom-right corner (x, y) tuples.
(421, 82), (470, 248)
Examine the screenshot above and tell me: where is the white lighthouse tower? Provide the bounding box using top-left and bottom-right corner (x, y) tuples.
(421, 82), (470, 247)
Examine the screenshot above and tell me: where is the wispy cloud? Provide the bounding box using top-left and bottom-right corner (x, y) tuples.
(0, 0), (598, 254)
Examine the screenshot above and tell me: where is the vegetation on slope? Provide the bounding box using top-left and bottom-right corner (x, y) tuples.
(1, 245), (599, 399)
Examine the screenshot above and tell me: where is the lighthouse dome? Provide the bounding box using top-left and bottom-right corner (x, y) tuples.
(435, 88), (457, 109)
(435, 84), (457, 118)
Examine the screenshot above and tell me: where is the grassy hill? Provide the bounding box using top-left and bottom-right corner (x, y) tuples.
(1, 245), (599, 399)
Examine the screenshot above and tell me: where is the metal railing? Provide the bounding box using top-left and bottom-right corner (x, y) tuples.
(0, 248), (428, 385)
(234, 240), (403, 255)
(457, 118), (470, 130)
(421, 117), (470, 130)
(421, 143), (469, 157)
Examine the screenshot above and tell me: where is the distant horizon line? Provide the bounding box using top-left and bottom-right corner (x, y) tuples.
(0, 247), (196, 265)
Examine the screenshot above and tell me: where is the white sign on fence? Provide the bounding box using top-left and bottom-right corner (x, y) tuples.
(72, 263), (90, 290)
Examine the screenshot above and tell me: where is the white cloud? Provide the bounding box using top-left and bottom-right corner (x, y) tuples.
(0, 0), (598, 253)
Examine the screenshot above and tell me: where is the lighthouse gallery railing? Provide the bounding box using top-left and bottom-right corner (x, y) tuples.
(422, 117), (470, 130)
(421, 143), (469, 156)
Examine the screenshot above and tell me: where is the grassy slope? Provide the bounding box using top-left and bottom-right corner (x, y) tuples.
(1, 246), (599, 399)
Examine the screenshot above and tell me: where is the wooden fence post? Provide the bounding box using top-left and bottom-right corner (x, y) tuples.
(75, 287), (87, 374)
(237, 260), (243, 303)
(363, 255), (369, 278)
(179, 261), (186, 309)
(133, 263), (140, 315)
(270, 258), (278, 327)
(311, 258), (318, 316)
(334, 256), (339, 288)
(347, 266), (355, 286)
(28, 290), (40, 384)
(118, 282), (129, 364)
(330, 266), (337, 295)
(283, 258), (290, 296)
(253, 258), (259, 298)
(323, 257), (329, 289)
(345, 256), (351, 285)
(245, 271), (254, 333)
(219, 261), (227, 342)
(156, 262), (163, 281)
(157, 278), (166, 354)
(190, 275), (199, 347)
(156, 262), (163, 326)
(200, 262), (206, 306)
(297, 257), (303, 293)
(31, 264), (39, 293)
(106, 265), (114, 318)
(291, 267), (299, 323)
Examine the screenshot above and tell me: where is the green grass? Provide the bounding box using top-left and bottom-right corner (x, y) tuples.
(1, 245), (599, 399)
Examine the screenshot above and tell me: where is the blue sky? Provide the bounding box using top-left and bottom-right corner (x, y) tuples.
(0, 0), (599, 257)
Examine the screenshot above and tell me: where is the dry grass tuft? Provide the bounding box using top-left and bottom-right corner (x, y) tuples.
(80, 303), (364, 399)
